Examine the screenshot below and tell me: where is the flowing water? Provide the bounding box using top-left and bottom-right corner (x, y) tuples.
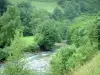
(24, 50), (56, 74)
(0, 42), (66, 75)
(0, 50), (57, 75)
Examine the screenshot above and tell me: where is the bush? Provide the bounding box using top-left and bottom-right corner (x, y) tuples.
(50, 45), (76, 75)
(50, 42), (97, 75)
(35, 19), (61, 50)
(24, 42), (39, 52)
(0, 6), (21, 47)
(66, 41), (97, 74)
(0, 48), (9, 61)
(1, 62), (37, 75)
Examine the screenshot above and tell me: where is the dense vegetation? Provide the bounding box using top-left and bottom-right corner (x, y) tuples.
(0, 0), (100, 75)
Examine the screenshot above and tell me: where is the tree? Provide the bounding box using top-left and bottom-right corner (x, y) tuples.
(64, 1), (81, 20)
(17, 1), (35, 36)
(57, 0), (66, 7)
(95, 12), (100, 49)
(51, 8), (63, 21)
(0, 0), (9, 16)
(0, 6), (21, 47)
(30, 9), (50, 35)
(35, 19), (61, 50)
(55, 20), (69, 40)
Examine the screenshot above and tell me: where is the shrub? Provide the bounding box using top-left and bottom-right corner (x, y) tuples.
(50, 45), (76, 75)
(0, 6), (21, 47)
(24, 42), (39, 52)
(0, 48), (9, 61)
(35, 19), (61, 50)
(1, 62), (37, 75)
(34, 33), (44, 45)
(66, 41), (97, 74)
(50, 41), (97, 75)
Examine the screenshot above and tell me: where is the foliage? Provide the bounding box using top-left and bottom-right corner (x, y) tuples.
(74, 52), (100, 75)
(57, 0), (100, 20)
(57, 0), (66, 7)
(35, 19), (61, 50)
(24, 42), (39, 52)
(95, 12), (100, 49)
(0, 0), (8, 16)
(8, 30), (25, 61)
(0, 30), (38, 75)
(64, 1), (81, 20)
(55, 20), (69, 40)
(30, 9), (50, 35)
(17, 1), (35, 36)
(50, 14), (98, 75)
(67, 15), (96, 46)
(50, 45), (76, 75)
(34, 33), (44, 45)
(50, 42), (97, 75)
(66, 42), (97, 74)
(0, 48), (9, 61)
(1, 62), (36, 75)
(0, 6), (21, 47)
(51, 7), (63, 21)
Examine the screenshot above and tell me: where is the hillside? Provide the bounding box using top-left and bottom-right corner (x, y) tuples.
(74, 52), (100, 75)
(9, 0), (60, 12)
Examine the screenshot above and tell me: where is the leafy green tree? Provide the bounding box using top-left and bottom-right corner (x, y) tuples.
(95, 12), (100, 49)
(64, 1), (81, 20)
(51, 8), (63, 21)
(55, 20), (69, 40)
(17, 1), (35, 36)
(0, 0), (8, 16)
(0, 6), (21, 47)
(30, 9), (50, 35)
(57, 0), (66, 7)
(58, 0), (100, 20)
(35, 19), (61, 50)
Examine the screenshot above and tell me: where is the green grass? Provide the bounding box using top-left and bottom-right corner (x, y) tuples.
(21, 36), (35, 48)
(74, 52), (100, 75)
(31, 1), (59, 12)
(9, 0), (60, 12)
(9, 0), (28, 4)
(32, 0), (56, 2)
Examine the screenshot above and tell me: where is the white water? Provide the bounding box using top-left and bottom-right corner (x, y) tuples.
(24, 51), (54, 73)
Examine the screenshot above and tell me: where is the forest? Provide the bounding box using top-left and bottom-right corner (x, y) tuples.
(0, 0), (100, 75)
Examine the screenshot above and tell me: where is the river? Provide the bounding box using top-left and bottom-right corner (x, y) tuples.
(0, 49), (57, 75)
(0, 42), (66, 75)
(23, 50), (56, 74)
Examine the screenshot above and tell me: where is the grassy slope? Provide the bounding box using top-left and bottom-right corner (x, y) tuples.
(9, 0), (59, 12)
(31, 1), (59, 12)
(74, 52), (100, 75)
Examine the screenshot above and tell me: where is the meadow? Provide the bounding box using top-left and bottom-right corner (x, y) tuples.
(9, 0), (60, 12)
